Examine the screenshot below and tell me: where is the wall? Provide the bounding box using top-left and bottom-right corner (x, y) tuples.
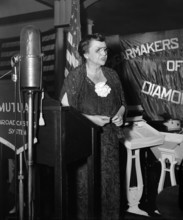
(0, 19), (54, 39)
(0, 0), (54, 38)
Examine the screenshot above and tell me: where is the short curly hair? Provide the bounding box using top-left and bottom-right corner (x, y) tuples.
(78, 33), (106, 60)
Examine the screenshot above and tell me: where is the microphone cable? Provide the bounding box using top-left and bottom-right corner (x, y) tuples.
(0, 70), (12, 79)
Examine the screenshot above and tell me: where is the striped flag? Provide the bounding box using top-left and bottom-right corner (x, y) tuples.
(65, 0), (82, 77)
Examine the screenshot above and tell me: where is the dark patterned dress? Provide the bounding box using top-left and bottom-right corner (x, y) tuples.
(60, 64), (126, 220)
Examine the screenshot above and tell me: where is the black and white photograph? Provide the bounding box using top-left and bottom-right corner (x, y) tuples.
(0, 0), (183, 220)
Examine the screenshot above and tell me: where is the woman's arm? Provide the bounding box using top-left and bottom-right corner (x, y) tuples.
(83, 114), (110, 127)
(61, 93), (110, 127)
(111, 105), (125, 127)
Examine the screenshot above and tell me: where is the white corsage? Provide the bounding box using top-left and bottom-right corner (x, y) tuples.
(95, 82), (111, 97)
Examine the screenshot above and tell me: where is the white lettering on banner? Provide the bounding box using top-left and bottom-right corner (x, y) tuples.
(8, 128), (26, 135)
(124, 38), (179, 60)
(0, 120), (28, 126)
(141, 81), (183, 104)
(0, 102), (28, 113)
(167, 60), (183, 71)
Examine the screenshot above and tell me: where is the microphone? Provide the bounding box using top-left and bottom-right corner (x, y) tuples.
(20, 25), (42, 90)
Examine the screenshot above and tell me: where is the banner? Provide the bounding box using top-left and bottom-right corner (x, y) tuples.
(120, 29), (183, 121)
(0, 80), (38, 154)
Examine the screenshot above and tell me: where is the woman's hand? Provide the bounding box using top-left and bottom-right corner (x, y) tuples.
(84, 114), (110, 127)
(111, 114), (123, 127)
(111, 105), (125, 127)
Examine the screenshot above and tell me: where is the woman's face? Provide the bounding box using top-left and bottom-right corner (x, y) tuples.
(84, 39), (108, 66)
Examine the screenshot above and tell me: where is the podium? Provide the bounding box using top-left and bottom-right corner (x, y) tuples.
(60, 106), (101, 219)
(122, 120), (165, 216)
(36, 101), (102, 220)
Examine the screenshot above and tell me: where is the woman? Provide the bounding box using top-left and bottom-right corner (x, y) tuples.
(60, 33), (126, 219)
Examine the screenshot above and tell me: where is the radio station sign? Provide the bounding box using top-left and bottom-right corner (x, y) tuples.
(0, 80), (38, 154)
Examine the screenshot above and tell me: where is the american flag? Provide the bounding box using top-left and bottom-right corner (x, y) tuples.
(65, 0), (82, 77)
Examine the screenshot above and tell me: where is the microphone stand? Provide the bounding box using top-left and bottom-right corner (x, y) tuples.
(12, 64), (24, 220)
(21, 82), (40, 220)
(19, 152), (24, 220)
(27, 90), (34, 220)
(12, 57), (36, 220)
(19, 25), (42, 220)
